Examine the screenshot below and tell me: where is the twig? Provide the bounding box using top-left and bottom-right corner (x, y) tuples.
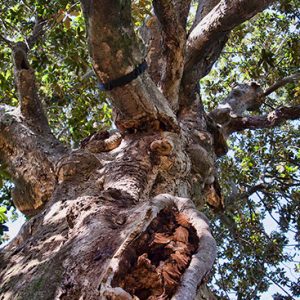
(0, 33), (13, 46)
(267, 275), (296, 299)
(264, 73), (300, 96)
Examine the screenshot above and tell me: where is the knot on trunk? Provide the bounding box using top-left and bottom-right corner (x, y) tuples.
(81, 130), (122, 153)
(150, 138), (174, 156)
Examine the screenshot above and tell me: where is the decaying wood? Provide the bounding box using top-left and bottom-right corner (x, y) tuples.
(99, 195), (216, 300)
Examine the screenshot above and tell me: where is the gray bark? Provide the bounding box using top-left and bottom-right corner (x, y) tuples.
(180, 0), (275, 107)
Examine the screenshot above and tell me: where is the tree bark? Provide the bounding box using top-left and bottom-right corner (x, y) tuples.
(1, 1), (299, 299)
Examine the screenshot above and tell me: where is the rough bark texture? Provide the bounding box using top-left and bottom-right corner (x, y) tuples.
(80, 0), (178, 132)
(152, 0), (189, 109)
(0, 128), (216, 299)
(0, 108), (66, 216)
(2, 0), (299, 299)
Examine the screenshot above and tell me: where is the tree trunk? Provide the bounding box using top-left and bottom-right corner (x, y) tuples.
(2, 0), (294, 299)
(0, 120), (217, 299)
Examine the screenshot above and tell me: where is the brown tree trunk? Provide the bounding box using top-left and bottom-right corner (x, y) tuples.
(0, 120), (217, 299)
(2, 1), (295, 299)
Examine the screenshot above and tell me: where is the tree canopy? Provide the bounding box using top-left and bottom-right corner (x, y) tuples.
(0, 0), (299, 299)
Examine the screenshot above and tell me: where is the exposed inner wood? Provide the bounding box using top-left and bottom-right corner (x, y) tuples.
(111, 207), (199, 299)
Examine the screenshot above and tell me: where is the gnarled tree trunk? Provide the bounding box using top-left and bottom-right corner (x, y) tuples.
(2, 0), (299, 299)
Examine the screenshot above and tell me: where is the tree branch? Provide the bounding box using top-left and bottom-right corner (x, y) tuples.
(209, 75), (300, 138)
(179, 0), (274, 108)
(227, 105), (300, 133)
(0, 107), (67, 216)
(185, 0), (274, 72)
(80, 0), (178, 132)
(26, 16), (47, 48)
(264, 73), (300, 96)
(152, 0), (190, 109)
(189, 0), (220, 34)
(12, 42), (50, 134)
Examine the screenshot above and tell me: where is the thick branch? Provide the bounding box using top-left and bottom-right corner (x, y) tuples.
(179, 35), (228, 107)
(180, 0), (274, 108)
(264, 73), (300, 96)
(227, 105), (300, 133)
(189, 0), (220, 34)
(186, 0), (274, 72)
(80, 0), (178, 132)
(13, 42), (50, 134)
(153, 0), (189, 109)
(0, 107), (66, 215)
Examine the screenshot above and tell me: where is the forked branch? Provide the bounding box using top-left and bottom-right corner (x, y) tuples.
(80, 0), (178, 132)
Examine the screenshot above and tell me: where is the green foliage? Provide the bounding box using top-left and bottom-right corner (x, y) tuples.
(132, 0), (152, 26)
(0, 0), (112, 145)
(205, 124), (299, 299)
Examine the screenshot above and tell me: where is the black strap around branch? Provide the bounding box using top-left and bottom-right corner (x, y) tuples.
(98, 60), (148, 91)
